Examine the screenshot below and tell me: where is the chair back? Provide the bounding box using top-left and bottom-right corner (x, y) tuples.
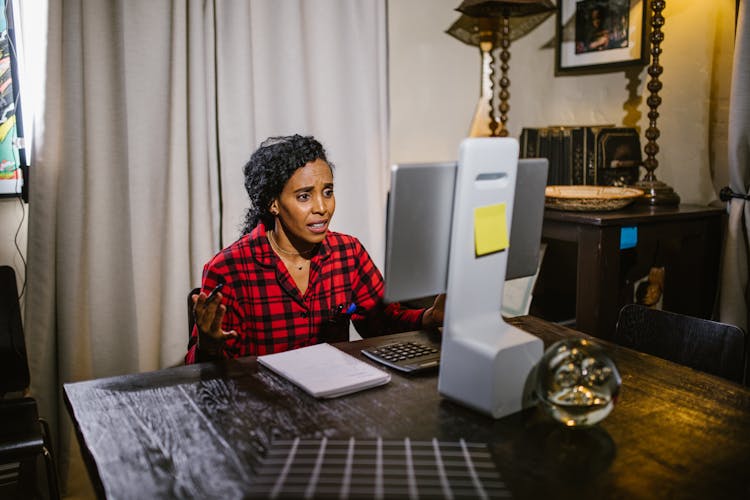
(0, 398), (43, 452)
(615, 304), (747, 384)
(0, 268), (61, 498)
(0, 266), (30, 396)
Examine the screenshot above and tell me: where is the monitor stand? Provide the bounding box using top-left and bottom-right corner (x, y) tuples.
(437, 138), (544, 419)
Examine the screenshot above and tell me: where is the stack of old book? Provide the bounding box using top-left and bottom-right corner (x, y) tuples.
(519, 125), (642, 187)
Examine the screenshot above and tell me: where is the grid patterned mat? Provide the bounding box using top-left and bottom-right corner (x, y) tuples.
(247, 438), (511, 499)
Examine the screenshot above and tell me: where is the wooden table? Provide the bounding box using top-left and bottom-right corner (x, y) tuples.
(534, 204), (724, 339)
(64, 316), (750, 499)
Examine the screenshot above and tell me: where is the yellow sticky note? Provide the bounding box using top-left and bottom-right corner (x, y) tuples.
(474, 203), (509, 256)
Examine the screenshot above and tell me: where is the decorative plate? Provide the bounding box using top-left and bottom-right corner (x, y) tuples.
(545, 185), (644, 211)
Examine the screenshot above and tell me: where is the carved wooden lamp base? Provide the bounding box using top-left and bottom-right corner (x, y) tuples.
(633, 0), (679, 206)
(632, 179), (680, 205)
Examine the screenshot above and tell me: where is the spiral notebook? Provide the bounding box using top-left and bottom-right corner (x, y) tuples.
(258, 343), (391, 398)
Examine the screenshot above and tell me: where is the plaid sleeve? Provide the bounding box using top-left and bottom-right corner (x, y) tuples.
(347, 238), (424, 337)
(185, 249), (244, 364)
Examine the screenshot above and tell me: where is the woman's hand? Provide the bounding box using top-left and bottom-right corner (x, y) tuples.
(192, 290), (238, 344)
(421, 294), (445, 329)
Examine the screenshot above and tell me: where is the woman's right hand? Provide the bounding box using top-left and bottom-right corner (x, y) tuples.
(192, 290), (238, 343)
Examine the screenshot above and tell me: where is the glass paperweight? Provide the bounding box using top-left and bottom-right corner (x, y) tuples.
(536, 338), (621, 428)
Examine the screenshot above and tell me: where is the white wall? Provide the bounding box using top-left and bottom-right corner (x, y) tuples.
(389, 0), (736, 205)
(0, 199), (28, 310)
(388, 0), (477, 164)
(0, 0), (737, 298)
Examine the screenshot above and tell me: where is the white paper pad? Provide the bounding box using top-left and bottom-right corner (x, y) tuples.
(258, 343), (391, 398)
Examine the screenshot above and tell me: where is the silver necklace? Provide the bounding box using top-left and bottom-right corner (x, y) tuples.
(268, 231), (313, 270)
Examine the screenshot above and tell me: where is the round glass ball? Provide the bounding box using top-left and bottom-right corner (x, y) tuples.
(536, 338), (622, 427)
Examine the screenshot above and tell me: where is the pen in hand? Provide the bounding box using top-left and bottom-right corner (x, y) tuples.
(205, 283), (225, 303)
(195, 282), (235, 351)
(194, 283), (224, 330)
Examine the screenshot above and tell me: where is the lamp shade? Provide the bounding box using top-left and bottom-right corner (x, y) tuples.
(455, 0), (556, 18)
(446, 11), (554, 46)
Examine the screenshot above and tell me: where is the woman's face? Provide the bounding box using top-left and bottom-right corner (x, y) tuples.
(271, 158), (335, 246)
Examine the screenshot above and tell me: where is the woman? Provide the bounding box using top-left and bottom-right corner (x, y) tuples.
(185, 135), (444, 363)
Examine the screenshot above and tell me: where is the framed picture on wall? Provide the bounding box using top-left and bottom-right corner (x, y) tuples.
(556, 0), (649, 75)
(0, 0), (26, 200)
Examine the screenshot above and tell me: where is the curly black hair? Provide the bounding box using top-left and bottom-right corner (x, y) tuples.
(241, 135), (333, 234)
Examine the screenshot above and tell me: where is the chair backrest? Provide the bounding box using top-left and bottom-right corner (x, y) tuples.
(614, 303), (747, 384)
(0, 397), (42, 446)
(0, 266), (30, 396)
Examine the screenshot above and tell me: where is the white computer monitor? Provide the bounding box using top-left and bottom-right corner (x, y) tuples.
(383, 138), (547, 419)
(384, 158), (548, 302)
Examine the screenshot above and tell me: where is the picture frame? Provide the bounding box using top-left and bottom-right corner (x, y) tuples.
(556, 0), (649, 75)
(0, 0), (27, 200)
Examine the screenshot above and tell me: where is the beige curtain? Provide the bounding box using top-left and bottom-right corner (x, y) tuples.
(719, 0), (749, 333)
(25, 0), (388, 495)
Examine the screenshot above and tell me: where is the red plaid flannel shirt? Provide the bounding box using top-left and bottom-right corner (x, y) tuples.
(185, 223), (424, 363)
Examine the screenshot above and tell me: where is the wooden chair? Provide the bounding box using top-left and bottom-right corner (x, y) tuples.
(0, 266), (60, 499)
(614, 303), (747, 385)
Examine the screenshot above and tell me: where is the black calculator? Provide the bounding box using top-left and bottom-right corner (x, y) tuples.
(361, 341), (440, 373)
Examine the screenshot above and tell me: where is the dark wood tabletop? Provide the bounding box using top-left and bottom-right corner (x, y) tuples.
(64, 315), (750, 499)
(542, 203), (724, 227)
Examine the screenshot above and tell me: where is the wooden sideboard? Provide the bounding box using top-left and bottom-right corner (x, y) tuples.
(531, 204), (724, 339)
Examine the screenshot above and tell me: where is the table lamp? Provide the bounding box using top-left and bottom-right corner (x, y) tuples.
(448, 0), (555, 137)
(632, 0), (679, 205)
